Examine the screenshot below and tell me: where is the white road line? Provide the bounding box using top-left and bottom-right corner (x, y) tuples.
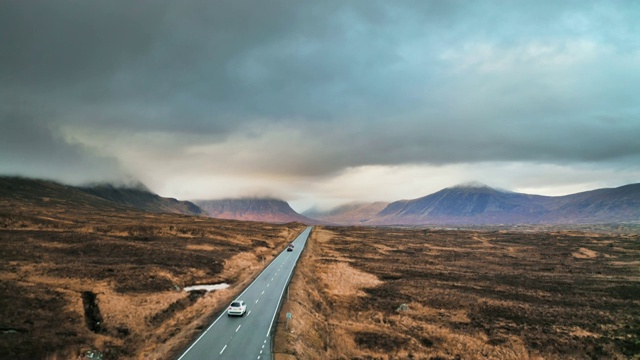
(261, 290), (265, 295)
(220, 345), (227, 355)
(247, 310), (252, 316)
(256, 299), (259, 303)
(236, 325), (241, 332)
(265, 227), (311, 337)
(177, 228), (312, 360)
(267, 283), (270, 287)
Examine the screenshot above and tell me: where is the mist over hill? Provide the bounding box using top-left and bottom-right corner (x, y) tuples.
(80, 183), (203, 216)
(196, 198), (318, 224)
(303, 202), (389, 224)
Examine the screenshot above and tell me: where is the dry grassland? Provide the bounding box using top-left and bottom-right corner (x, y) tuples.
(274, 227), (640, 360)
(0, 198), (305, 359)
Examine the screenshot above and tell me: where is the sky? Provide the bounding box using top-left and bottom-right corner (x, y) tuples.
(1, 0), (639, 212)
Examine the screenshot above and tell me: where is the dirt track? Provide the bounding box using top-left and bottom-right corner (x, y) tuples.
(274, 226), (640, 359)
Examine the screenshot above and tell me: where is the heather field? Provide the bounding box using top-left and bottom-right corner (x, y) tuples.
(0, 192), (305, 359)
(274, 226), (640, 360)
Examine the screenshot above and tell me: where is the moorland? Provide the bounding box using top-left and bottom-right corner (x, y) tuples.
(0, 178), (305, 359)
(274, 226), (640, 359)
(2, 177), (639, 359)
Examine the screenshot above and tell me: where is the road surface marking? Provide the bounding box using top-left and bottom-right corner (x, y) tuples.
(256, 299), (259, 303)
(236, 325), (241, 332)
(247, 310), (252, 316)
(176, 227), (312, 360)
(261, 290), (265, 295)
(220, 345), (227, 354)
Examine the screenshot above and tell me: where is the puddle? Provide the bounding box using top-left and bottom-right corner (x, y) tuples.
(184, 283), (230, 292)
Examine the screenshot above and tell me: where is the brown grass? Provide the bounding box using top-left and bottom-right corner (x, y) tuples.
(0, 198), (305, 359)
(274, 226), (640, 360)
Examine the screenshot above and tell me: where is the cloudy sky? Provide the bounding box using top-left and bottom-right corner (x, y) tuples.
(1, 0), (639, 211)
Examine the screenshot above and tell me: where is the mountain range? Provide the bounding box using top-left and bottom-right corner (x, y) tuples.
(2, 176), (639, 225)
(308, 183), (640, 225)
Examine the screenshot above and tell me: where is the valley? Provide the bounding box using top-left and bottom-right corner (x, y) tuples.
(1, 177), (639, 359)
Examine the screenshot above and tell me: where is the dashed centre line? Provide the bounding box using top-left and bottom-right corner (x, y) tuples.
(220, 345), (227, 355)
(236, 325), (242, 332)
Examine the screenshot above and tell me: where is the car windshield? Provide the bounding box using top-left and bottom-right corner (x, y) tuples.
(230, 302), (242, 307)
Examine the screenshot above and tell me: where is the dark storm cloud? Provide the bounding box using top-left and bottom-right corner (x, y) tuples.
(0, 106), (125, 183)
(1, 0), (639, 182)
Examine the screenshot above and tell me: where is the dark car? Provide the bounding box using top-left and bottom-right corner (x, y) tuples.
(286, 244), (294, 252)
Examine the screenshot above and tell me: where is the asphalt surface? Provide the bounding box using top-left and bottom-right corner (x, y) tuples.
(177, 226), (313, 360)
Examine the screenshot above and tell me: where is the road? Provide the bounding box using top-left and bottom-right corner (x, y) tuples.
(177, 226), (313, 360)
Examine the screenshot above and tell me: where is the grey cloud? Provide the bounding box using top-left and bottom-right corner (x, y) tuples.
(0, 108), (126, 184)
(1, 0), (639, 184)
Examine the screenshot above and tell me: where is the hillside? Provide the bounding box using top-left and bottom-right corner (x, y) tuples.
(0, 176), (138, 218)
(540, 183), (640, 223)
(0, 176), (204, 217)
(80, 183), (203, 216)
(196, 198), (318, 224)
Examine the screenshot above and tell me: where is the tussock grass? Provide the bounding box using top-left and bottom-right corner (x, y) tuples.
(0, 197), (305, 359)
(275, 226), (640, 360)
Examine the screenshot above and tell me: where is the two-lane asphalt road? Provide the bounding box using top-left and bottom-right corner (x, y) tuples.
(177, 226), (313, 360)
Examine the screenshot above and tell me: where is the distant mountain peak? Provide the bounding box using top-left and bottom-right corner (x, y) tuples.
(450, 181), (492, 189)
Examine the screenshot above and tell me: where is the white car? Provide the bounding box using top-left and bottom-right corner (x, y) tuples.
(227, 300), (247, 316)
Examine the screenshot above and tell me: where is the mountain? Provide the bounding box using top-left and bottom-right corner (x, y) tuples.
(196, 198), (318, 224)
(374, 183), (550, 225)
(79, 183), (203, 216)
(303, 202), (389, 224)
(0, 176), (203, 217)
(0, 176), (136, 214)
(316, 182), (640, 225)
(540, 183), (640, 224)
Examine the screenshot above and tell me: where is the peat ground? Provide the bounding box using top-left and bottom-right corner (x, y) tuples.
(274, 226), (640, 359)
(0, 191), (305, 359)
